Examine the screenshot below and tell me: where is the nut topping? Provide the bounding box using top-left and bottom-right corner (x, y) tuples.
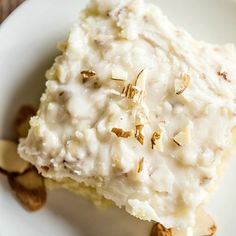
(111, 128), (131, 138)
(135, 125), (144, 145)
(137, 157), (144, 173)
(81, 70), (96, 82)
(151, 131), (161, 149)
(151, 222), (172, 236)
(217, 71), (230, 82)
(175, 74), (190, 95)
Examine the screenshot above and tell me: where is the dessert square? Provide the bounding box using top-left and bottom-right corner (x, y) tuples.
(19, 0), (236, 229)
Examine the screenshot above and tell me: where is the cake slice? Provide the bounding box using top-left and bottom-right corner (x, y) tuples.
(18, 0), (236, 230)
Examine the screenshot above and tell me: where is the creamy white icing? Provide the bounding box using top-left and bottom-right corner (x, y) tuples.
(19, 0), (236, 228)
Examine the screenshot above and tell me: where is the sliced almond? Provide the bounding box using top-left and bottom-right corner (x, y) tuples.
(0, 140), (30, 174)
(8, 168), (46, 211)
(81, 70), (96, 83)
(122, 84), (139, 99)
(193, 208), (216, 236)
(173, 131), (187, 147)
(122, 84), (143, 104)
(151, 222), (172, 236)
(121, 70), (146, 104)
(217, 71), (230, 82)
(172, 208), (216, 236)
(151, 130), (164, 152)
(135, 125), (144, 145)
(111, 128), (131, 138)
(111, 77), (126, 82)
(136, 157), (144, 173)
(173, 124), (191, 147)
(15, 105), (36, 138)
(135, 69), (146, 87)
(111, 66), (128, 81)
(175, 74), (190, 95)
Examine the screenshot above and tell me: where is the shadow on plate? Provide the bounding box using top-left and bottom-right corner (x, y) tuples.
(1, 49), (58, 140)
(46, 188), (152, 236)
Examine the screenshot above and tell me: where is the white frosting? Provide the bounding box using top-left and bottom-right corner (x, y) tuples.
(19, 0), (236, 228)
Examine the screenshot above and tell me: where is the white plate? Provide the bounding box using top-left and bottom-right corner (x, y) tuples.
(1, 0), (236, 235)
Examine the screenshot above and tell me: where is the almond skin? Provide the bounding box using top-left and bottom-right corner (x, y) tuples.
(8, 168), (46, 211)
(151, 223), (172, 236)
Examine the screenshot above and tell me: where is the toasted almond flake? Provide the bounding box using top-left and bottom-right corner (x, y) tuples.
(107, 89), (122, 96)
(81, 70), (96, 77)
(111, 77), (126, 81)
(217, 71), (230, 82)
(81, 70), (96, 82)
(111, 128), (131, 138)
(151, 222), (172, 236)
(175, 74), (190, 95)
(122, 84), (139, 99)
(137, 157), (144, 173)
(135, 125), (144, 145)
(151, 131), (161, 149)
(111, 66), (128, 81)
(121, 70), (145, 104)
(173, 125), (191, 147)
(135, 69), (146, 102)
(209, 224), (217, 235)
(135, 69), (144, 86)
(193, 208), (216, 236)
(172, 138), (181, 147)
(172, 208), (217, 236)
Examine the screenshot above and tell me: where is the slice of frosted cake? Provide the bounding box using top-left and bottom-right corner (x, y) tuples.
(18, 0), (236, 231)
